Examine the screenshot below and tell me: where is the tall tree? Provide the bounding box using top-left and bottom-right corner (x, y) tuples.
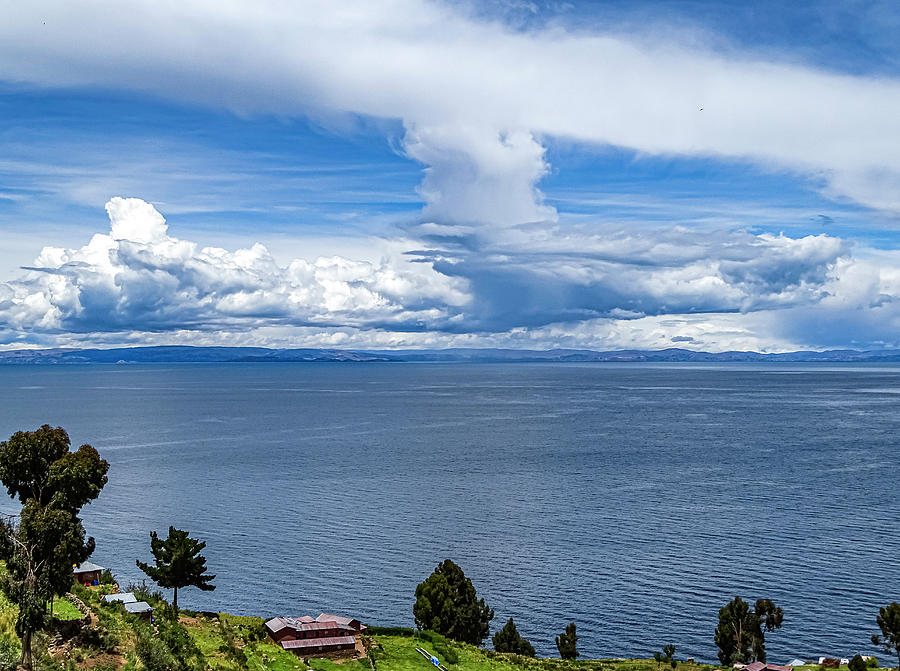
(872, 602), (900, 670)
(0, 425), (109, 671)
(492, 618), (535, 656)
(137, 527), (216, 611)
(556, 622), (578, 659)
(714, 596), (784, 664)
(413, 559), (494, 644)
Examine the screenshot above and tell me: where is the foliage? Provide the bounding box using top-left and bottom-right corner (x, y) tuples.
(0, 425), (108, 671)
(872, 602), (900, 670)
(99, 569), (115, 585)
(714, 596), (783, 664)
(134, 609), (204, 671)
(848, 655), (867, 671)
(654, 644), (677, 670)
(493, 618), (535, 657)
(866, 657), (878, 668)
(413, 559), (494, 645)
(216, 617), (248, 668)
(0, 638), (17, 671)
(555, 622), (578, 659)
(136, 526), (215, 611)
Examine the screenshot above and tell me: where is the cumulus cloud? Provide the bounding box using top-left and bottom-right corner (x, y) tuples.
(1, 198), (468, 340)
(0, 197), (873, 351)
(2, 0), (900, 224)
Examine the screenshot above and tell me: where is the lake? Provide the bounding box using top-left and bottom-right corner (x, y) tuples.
(0, 362), (897, 662)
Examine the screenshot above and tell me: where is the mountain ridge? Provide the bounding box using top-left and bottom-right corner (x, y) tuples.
(2, 345), (900, 364)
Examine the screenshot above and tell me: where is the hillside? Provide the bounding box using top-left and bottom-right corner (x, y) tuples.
(4, 345), (900, 365)
(0, 576), (867, 671)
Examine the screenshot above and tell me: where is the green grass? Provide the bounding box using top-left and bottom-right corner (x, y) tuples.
(370, 635), (727, 671)
(50, 596), (84, 621)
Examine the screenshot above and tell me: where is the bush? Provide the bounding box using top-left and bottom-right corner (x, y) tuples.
(0, 638), (18, 671)
(866, 659), (878, 669)
(849, 655), (867, 671)
(99, 569), (115, 585)
(135, 627), (176, 671)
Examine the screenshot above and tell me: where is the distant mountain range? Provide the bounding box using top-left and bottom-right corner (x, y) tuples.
(3, 345), (900, 364)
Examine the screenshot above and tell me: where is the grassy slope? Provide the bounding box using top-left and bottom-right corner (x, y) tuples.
(0, 574), (876, 671)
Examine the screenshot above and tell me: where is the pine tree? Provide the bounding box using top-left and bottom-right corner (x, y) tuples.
(137, 526), (215, 611)
(492, 618), (535, 656)
(556, 622), (578, 659)
(413, 559), (493, 644)
(872, 602), (900, 671)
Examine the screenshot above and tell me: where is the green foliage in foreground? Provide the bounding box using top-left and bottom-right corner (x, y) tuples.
(0, 425), (109, 670)
(872, 602), (900, 671)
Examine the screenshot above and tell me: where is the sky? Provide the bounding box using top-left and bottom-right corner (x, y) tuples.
(2, 0), (900, 352)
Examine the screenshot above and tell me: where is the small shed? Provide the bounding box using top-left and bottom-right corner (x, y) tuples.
(124, 601), (154, 621)
(73, 561), (105, 586)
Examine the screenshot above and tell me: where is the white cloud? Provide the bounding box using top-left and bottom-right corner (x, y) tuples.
(0, 198), (876, 352)
(2, 197), (469, 339)
(2, 0), (900, 225)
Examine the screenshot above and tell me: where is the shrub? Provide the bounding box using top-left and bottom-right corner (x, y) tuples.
(0, 639), (18, 671)
(866, 659), (878, 668)
(849, 655), (867, 671)
(135, 627), (176, 671)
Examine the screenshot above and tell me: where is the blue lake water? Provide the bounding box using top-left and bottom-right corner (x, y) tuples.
(0, 363), (898, 662)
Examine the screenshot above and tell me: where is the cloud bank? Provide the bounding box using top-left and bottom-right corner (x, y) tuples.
(7, 197), (900, 352)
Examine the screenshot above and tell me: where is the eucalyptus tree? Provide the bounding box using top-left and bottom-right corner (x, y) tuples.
(0, 425), (109, 670)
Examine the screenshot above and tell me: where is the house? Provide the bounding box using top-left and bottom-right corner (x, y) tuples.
(265, 613), (364, 657)
(73, 561), (105, 586)
(124, 601), (154, 621)
(102, 592), (137, 605)
(317, 613), (366, 631)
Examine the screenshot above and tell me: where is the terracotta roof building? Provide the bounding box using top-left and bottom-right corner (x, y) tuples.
(265, 613), (364, 656)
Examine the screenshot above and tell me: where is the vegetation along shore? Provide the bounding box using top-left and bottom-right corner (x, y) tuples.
(1, 426), (898, 671)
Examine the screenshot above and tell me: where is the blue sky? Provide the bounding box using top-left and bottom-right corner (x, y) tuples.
(2, 0), (900, 351)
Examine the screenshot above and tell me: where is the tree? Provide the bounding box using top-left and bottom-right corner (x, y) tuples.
(714, 597), (784, 664)
(848, 655), (867, 671)
(556, 622), (578, 659)
(872, 602), (900, 670)
(0, 425), (109, 671)
(492, 618), (535, 656)
(136, 527), (215, 611)
(413, 559), (493, 644)
(655, 644), (677, 670)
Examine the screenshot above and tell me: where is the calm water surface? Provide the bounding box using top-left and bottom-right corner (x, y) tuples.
(0, 363), (897, 661)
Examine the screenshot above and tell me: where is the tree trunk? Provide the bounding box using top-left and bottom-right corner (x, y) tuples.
(19, 628), (32, 671)
(173, 586), (178, 613)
